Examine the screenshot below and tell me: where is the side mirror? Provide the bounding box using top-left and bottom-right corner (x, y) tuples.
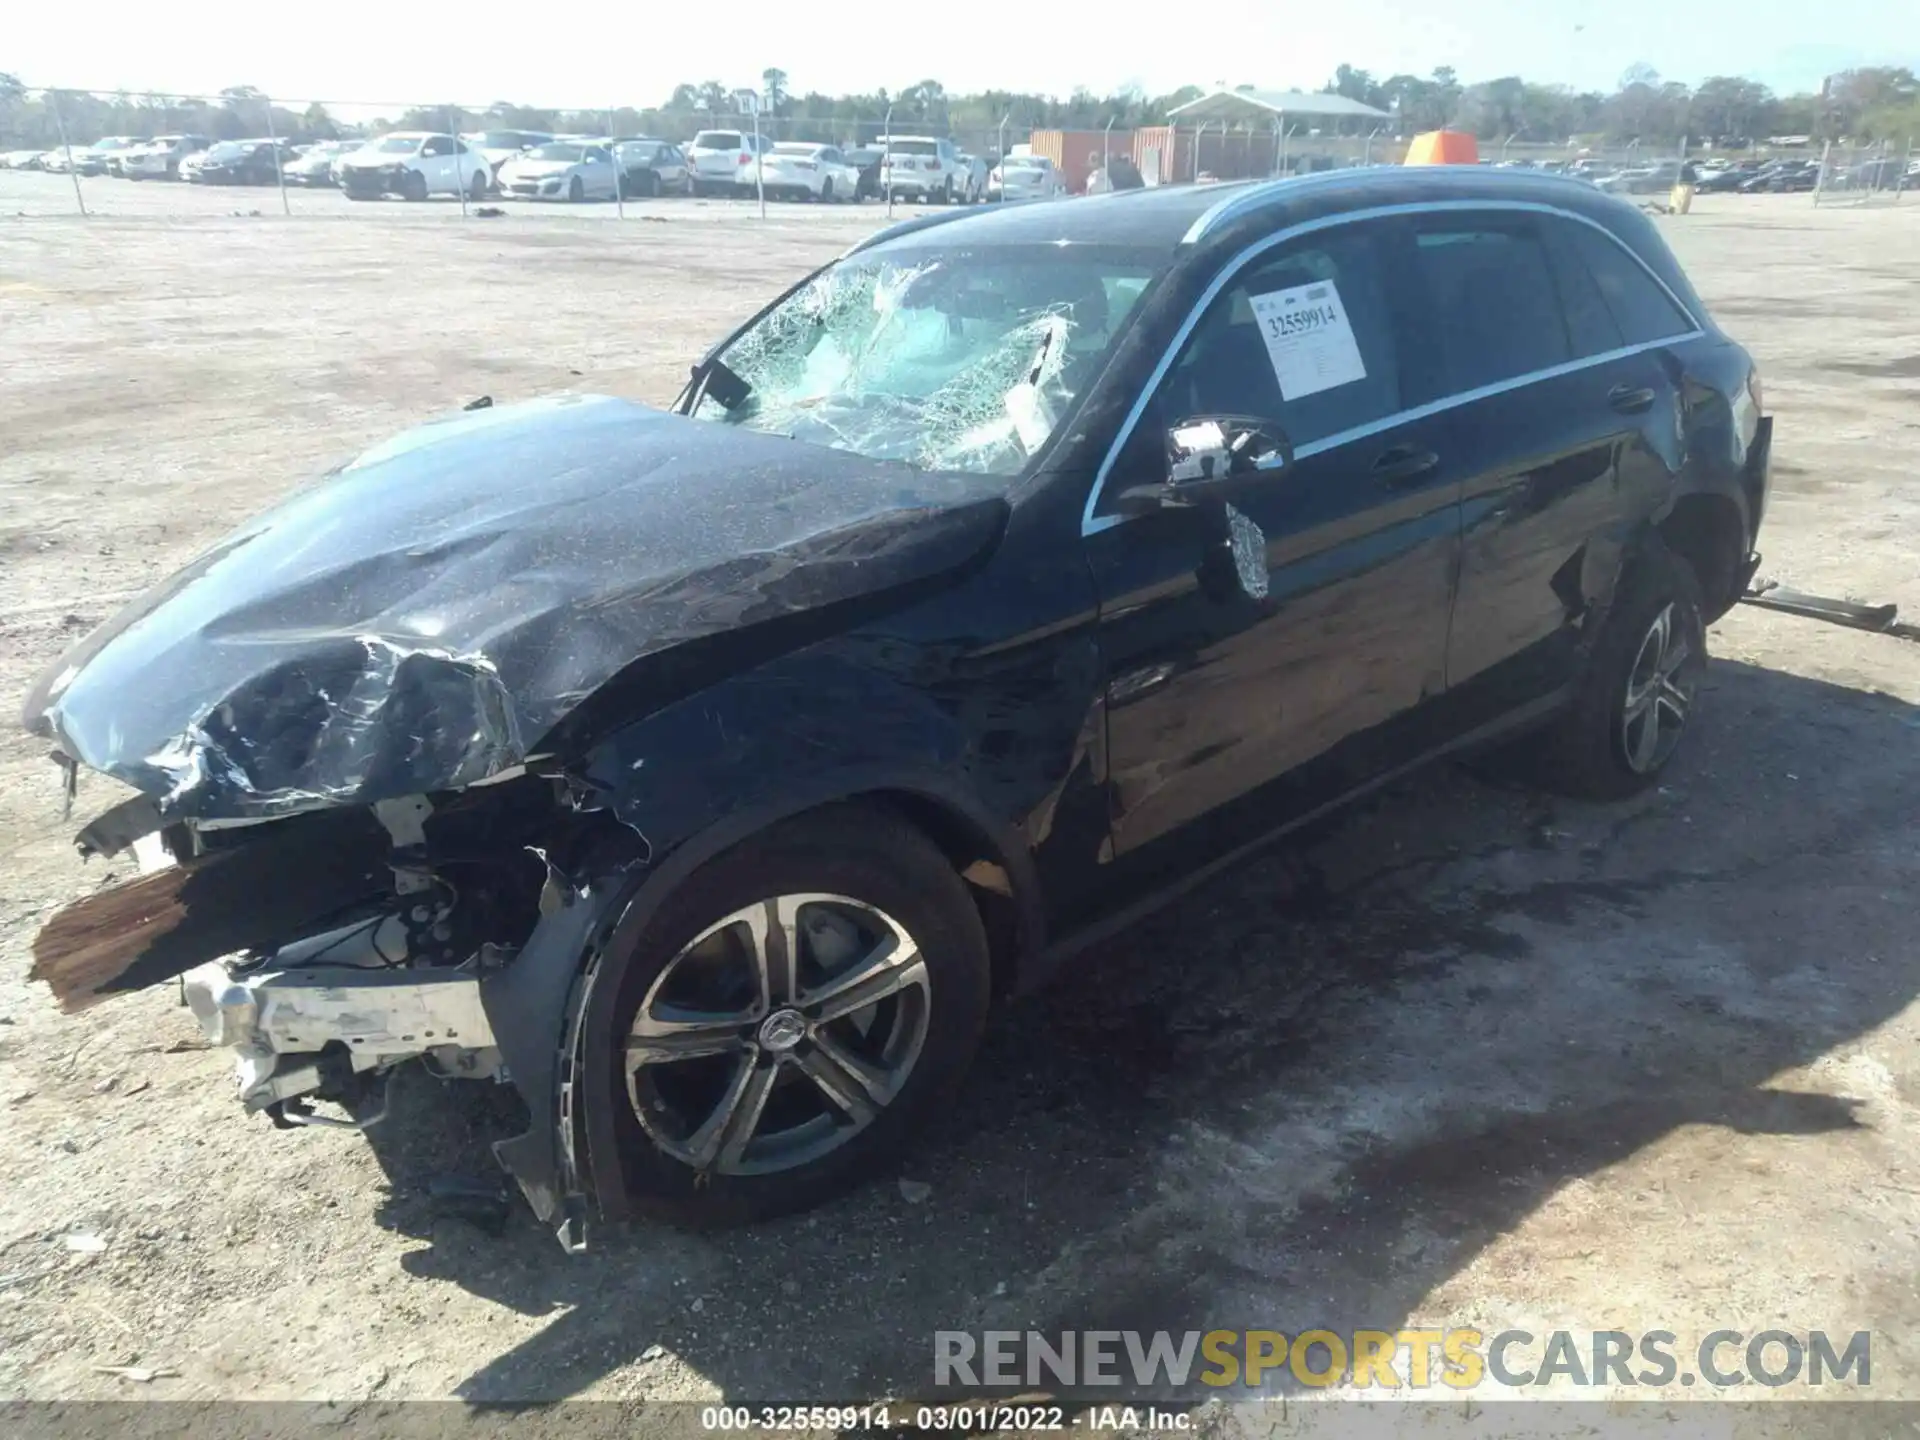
(1113, 415), (1294, 515)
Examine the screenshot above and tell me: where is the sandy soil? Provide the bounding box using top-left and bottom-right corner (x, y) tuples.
(1, 179), (1918, 1410)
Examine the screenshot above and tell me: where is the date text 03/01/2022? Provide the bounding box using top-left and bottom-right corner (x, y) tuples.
(698, 1405), (1193, 1432)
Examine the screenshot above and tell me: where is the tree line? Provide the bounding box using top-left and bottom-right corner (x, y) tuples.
(2, 64), (1915, 152)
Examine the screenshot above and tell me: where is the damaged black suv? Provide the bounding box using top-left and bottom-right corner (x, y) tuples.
(24, 167), (1770, 1247)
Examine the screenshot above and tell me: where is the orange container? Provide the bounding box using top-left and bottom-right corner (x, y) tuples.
(1404, 130), (1480, 165)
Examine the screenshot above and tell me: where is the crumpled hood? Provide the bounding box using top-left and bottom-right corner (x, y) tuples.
(23, 395), (1009, 820)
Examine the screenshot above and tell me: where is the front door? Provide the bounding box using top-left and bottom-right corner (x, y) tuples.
(1083, 216), (1463, 879)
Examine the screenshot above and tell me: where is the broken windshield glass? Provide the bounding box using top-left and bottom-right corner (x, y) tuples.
(692, 244), (1159, 475)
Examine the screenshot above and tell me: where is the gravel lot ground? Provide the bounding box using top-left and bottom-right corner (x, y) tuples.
(2, 175), (1918, 1411)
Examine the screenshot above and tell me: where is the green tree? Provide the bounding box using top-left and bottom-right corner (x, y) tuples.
(761, 67), (789, 116)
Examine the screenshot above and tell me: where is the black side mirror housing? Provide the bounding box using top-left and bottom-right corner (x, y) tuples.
(1113, 415), (1294, 516)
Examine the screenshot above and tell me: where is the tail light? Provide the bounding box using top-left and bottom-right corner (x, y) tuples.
(737, 153), (752, 165)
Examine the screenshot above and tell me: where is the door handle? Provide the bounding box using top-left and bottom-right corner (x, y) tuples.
(1371, 446), (1440, 486)
(1609, 384), (1657, 415)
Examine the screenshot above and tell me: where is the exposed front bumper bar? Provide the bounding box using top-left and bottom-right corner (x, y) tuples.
(182, 961), (500, 1118)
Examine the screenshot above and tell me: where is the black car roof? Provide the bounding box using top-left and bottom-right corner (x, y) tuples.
(858, 165), (1658, 255)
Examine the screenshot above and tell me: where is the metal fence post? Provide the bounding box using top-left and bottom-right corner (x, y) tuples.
(263, 93), (291, 215)
(884, 104), (894, 219)
(446, 107), (468, 217)
(752, 99), (765, 218)
(50, 91), (87, 216)
(1813, 139), (1832, 205)
(609, 110), (625, 219)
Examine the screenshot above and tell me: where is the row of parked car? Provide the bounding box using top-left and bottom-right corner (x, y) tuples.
(0, 128), (1071, 205)
(1526, 153), (1915, 195)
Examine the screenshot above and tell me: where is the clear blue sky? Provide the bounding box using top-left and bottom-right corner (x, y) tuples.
(9, 0), (1916, 110)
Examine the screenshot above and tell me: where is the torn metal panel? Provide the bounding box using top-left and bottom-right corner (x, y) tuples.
(21, 397), (1008, 821)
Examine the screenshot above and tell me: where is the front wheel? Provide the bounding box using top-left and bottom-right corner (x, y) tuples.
(568, 175), (584, 203)
(601, 805), (991, 1225)
(819, 176), (834, 202)
(1502, 537), (1707, 800)
(400, 169), (428, 202)
(469, 170), (488, 201)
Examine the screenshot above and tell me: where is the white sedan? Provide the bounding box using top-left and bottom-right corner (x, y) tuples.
(988, 154), (1065, 201)
(495, 141), (620, 202)
(759, 142), (862, 202)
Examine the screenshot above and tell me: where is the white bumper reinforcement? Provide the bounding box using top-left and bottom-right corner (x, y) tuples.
(181, 962), (501, 1118)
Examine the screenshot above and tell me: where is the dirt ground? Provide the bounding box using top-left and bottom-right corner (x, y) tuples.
(2, 177), (1918, 1411)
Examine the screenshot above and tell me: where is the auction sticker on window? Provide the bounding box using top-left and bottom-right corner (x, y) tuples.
(1249, 281), (1367, 400)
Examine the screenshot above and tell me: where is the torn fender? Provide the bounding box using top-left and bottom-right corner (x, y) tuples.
(22, 396), (1010, 821)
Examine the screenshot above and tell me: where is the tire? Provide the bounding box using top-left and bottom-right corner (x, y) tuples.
(568, 175), (584, 203)
(1501, 537), (1708, 800)
(469, 170), (488, 201)
(819, 177), (834, 202)
(600, 803), (992, 1226)
(400, 169), (428, 202)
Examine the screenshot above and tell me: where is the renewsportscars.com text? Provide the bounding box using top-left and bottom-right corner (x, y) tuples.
(933, 1328), (1872, 1390)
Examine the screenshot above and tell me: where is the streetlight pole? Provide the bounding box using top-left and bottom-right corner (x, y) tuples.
(884, 103), (895, 219)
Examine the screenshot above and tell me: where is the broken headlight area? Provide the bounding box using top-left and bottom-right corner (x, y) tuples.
(32, 772), (638, 1231)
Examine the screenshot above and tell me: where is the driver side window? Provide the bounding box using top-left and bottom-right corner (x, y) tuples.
(1160, 223), (1404, 451)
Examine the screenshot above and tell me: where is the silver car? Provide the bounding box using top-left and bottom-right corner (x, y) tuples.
(495, 140), (620, 202)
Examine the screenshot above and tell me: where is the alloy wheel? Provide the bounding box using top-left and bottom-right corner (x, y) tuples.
(1621, 602), (1695, 773)
(625, 894), (932, 1176)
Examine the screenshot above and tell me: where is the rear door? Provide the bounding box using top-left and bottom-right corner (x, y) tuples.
(1423, 210), (1694, 724)
(1084, 216), (1463, 871)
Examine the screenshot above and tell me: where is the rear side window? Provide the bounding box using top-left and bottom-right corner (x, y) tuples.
(1409, 220), (1570, 394)
(1541, 219), (1625, 358)
(1160, 224), (1403, 448)
(1561, 223), (1696, 344)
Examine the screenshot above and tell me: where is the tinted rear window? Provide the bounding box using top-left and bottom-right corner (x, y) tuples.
(1410, 221), (1571, 394)
(887, 140), (940, 155)
(1562, 223), (1696, 345)
(693, 131), (743, 150)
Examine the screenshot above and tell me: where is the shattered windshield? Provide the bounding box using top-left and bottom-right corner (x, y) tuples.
(691, 244), (1160, 476)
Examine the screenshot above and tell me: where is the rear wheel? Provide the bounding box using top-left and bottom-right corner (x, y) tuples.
(469, 170), (488, 201)
(819, 177), (834, 202)
(1496, 537), (1707, 800)
(602, 805), (991, 1225)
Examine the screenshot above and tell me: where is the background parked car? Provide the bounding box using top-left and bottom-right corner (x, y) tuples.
(1594, 160), (1681, 195)
(338, 132), (491, 201)
(188, 139), (292, 186)
(687, 129), (770, 196)
(1697, 162), (1761, 192)
(495, 140), (619, 202)
(878, 135), (964, 202)
(123, 134), (212, 180)
(282, 139), (358, 187)
(1741, 160), (1817, 193)
(952, 150), (988, 202)
(759, 141), (862, 201)
(0, 150), (48, 170)
(1840, 157), (1908, 191)
(71, 136), (141, 176)
(461, 130), (554, 186)
(609, 137), (690, 197)
(987, 152), (1063, 200)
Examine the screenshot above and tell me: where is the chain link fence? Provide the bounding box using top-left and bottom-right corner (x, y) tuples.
(1813, 138), (1914, 206)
